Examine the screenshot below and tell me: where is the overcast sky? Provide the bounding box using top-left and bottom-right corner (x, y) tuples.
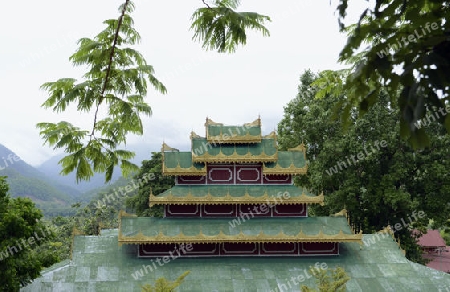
(0, 0), (366, 166)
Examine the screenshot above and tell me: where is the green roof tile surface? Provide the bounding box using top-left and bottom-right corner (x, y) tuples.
(164, 152), (205, 169)
(22, 229), (450, 292)
(207, 124), (261, 138)
(119, 217), (354, 238)
(264, 151), (306, 169)
(191, 138), (277, 158)
(157, 185), (316, 199)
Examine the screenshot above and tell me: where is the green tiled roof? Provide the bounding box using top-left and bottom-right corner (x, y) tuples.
(150, 185), (323, 206)
(22, 229), (450, 292)
(191, 137), (278, 163)
(207, 125), (261, 137)
(162, 151), (206, 176)
(158, 185), (316, 199)
(120, 216), (355, 237)
(265, 151), (306, 169)
(118, 216), (361, 245)
(205, 118), (262, 143)
(263, 150), (308, 175)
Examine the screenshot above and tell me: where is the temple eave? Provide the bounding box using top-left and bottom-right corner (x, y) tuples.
(206, 134), (262, 144)
(262, 166), (308, 175)
(162, 170), (207, 176)
(118, 233), (363, 246)
(162, 165), (207, 176)
(149, 199), (324, 207)
(149, 193), (324, 207)
(192, 156), (278, 163)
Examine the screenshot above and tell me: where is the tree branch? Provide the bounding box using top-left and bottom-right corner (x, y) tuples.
(91, 0), (130, 138)
(202, 0), (211, 8)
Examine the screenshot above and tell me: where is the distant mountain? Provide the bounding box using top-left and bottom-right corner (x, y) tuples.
(79, 175), (139, 204)
(37, 145), (154, 192)
(0, 144), (81, 215)
(37, 153), (122, 193)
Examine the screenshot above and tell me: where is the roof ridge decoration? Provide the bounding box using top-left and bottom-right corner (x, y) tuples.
(192, 147), (278, 163)
(205, 117), (223, 126)
(162, 162), (207, 176)
(161, 142), (179, 152)
(263, 131), (276, 139)
(243, 117), (261, 127)
(288, 143), (306, 153)
(331, 209), (348, 217)
(190, 131), (202, 139)
(205, 117), (262, 144)
(262, 162), (308, 175)
(205, 117), (261, 127)
(149, 192), (325, 206)
(118, 226), (363, 245)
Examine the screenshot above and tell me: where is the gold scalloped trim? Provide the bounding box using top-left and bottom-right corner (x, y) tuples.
(243, 117), (261, 127)
(161, 142), (179, 152)
(288, 143), (306, 152)
(162, 162), (207, 176)
(118, 227), (363, 245)
(263, 131), (277, 139)
(190, 131), (201, 139)
(149, 192), (324, 207)
(192, 148), (278, 163)
(205, 118), (223, 126)
(331, 209), (348, 217)
(207, 132), (262, 143)
(205, 117), (262, 143)
(262, 163), (308, 175)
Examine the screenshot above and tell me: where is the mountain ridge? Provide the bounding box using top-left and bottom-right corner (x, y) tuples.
(0, 143), (80, 215)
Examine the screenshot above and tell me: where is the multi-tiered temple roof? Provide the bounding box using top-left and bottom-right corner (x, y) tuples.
(24, 117), (450, 291)
(118, 118), (362, 254)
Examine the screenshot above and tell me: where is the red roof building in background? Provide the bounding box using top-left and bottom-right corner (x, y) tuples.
(415, 229), (450, 274)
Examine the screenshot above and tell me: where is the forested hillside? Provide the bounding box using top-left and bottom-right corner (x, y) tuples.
(0, 144), (80, 215)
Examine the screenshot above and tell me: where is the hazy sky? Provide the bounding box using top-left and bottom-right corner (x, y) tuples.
(0, 0), (365, 166)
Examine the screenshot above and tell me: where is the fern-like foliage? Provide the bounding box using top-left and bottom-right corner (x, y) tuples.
(191, 0), (270, 53)
(141, 271), (190, 292)
(335, 0), (450, 148)
(301, 267), (350, 292)
(37, 0), (166, 183)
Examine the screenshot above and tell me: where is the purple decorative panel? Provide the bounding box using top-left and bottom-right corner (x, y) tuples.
(185, 243), (220, 256)
(176, 176), (206, 185)
(139, 243), (178, 257)
(261, 242), (298, 255)
(273, 204), (307, 217)
(263, 174), (292, 184)
(239, 204), (271, 217)
(165, 205), (200, 217)
(203, 205), (237, 217)
(299, 242), (339, 255)
(138, 242), (340, 257)
(207, 166), (234, 184)
(222, 242), (259, 255)
(235, 165), (261, 184)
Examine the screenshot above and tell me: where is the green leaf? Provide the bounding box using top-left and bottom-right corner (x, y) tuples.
(37, 0), (165, 183)
(191, 4), (270, 53)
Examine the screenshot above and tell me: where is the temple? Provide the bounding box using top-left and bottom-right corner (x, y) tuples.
(118, 117), (363, 257)
(23, 117), (450, 291)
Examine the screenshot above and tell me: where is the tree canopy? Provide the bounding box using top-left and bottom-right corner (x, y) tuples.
(37, 0), (166, 183)
(37, 0), (270, 183)
(333, 0), (450, 147)
(0, 177), (57, 291)
(191, 0), (270, 53)
(126, 152), (174, 217)
(278, 70), (450, 262)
